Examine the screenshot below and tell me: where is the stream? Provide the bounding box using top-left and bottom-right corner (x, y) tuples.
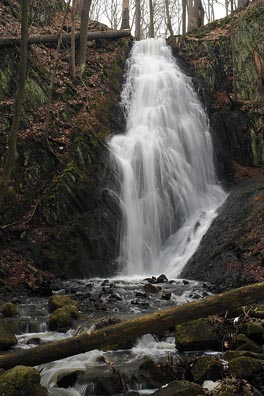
(15, 277), (212, 396)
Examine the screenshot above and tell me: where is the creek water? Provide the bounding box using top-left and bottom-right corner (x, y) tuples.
(16, 278), (211, 396)
(108, 38), (226, 277)
(16, 38), (226, 395)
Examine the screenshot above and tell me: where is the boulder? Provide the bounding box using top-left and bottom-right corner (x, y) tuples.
(0, 302), (18, 318)
(223, 350), (264, 361)
(228, 357), (264, 389)
(190, 356), (224, 384)
(234, 334), (262, 353)
(48, 304), (79, 332)
(152, 380), (205, 396)
(0, 318), (18, 349)
(48, 295), (78, 313)
(239, 322), (264, 344)
(0, 365), (47, 396)
(175, 318), (220, 351)
(138, 358), (166, 388)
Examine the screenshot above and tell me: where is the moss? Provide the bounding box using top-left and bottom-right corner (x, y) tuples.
(0, 318), (18, 349)
(0, 365), (47, 396)
(48, 294), (78, 313)
(0, 303), (18, 318)
(24, 78), (47, 110)
(228, 356), (263, 380)
(48, 305), (79, 332)
(175, 318), (220, 351)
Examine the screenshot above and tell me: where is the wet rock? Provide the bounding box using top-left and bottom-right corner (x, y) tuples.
(48, 294), (78, 313)
(175, 318), (221, 351)
(138, 358), (166, 388)
(152, 380), (205, 395)
(0, 365), (47, 396)
(228, 357), (264, 388)
(234, 334), (262, 353)
(156, 274), (168, 283)
(26, 337), (41, 345)
(48, 304), (79, 332)
(57, 371), (80, 388)
(224, 350), (264, 362)
(0, 318), (18, 349)
(190, 356), (224, 384)
(143, 283), (161, 294)
(144, 277), (157, 283)
(239, 322), (264, 344)
(94, 373), (125, 395)
(162, 292), (171, 300)
(0, 302), (18, 318)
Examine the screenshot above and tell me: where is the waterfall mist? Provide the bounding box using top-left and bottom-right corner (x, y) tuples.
(108, 38), (227, 278)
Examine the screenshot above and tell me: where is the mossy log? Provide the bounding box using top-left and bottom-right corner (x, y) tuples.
(0, 30), (132, 49)
(0, 282), (264, 370)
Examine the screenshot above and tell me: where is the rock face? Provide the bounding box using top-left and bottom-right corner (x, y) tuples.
(0, 1), (131, 280)
(181, 177), (264, 289)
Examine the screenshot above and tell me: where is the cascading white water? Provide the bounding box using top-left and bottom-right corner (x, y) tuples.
(109, 38), (227, 278)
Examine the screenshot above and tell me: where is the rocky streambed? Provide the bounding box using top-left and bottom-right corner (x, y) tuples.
(0, 277), (264, 396)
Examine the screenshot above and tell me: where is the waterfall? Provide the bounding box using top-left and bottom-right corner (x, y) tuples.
(108, 38), (227, 278)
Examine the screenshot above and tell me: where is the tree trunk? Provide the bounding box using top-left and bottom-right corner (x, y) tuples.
(135, 0), (141, 40)
(230, 0), (238, 102)
(165, 0), (174, 36)
(187, 0), (204, 31)
(0, 30), (131, 49)
(0, 0), (29, 207)
(78, 0), (92, 77)
(182, 0), (187, 34)
(149, 0), (154, 37)
(121, 0), (130, 30)
(44, 0), (70, 143)
(0, 281), (264, 370)
(71, 0), (78, 80)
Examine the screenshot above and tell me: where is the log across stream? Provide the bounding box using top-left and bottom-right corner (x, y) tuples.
(2, 280), (264, 370)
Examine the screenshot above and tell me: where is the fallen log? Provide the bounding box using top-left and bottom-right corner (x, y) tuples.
(0, 29), (132, 49)
(0, 281), (264, 370)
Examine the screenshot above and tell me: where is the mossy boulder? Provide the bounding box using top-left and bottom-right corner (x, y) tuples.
(0, 318), (18, 349)
(175, 318), (220, 351)
(190, 356), (224, 384)
(152, 380), (205, 396)
(0, 302), (18, 318)
(239, 322), (264, 344)
(0, 365), (47, 396)
(48, 294), (78, 313)
(228, 357), (264, 388)
(234, 334), (262, 353)
(138, 359), (166, 389)
(223, 350), (264, 362)
(48, 304), (79, 332)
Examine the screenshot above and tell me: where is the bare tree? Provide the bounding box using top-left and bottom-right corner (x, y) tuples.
(135, 0), (141, 39)
(164, 0), (174, 35)
(78, 0), (92, 77)
(188, 0), (204, 31)
(0, 0), (29, 207)
(121, 0), (130, 29)
(148, 0), (155, 36)
(71, 0), (78, 81)
(230, 0), (238, 102)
